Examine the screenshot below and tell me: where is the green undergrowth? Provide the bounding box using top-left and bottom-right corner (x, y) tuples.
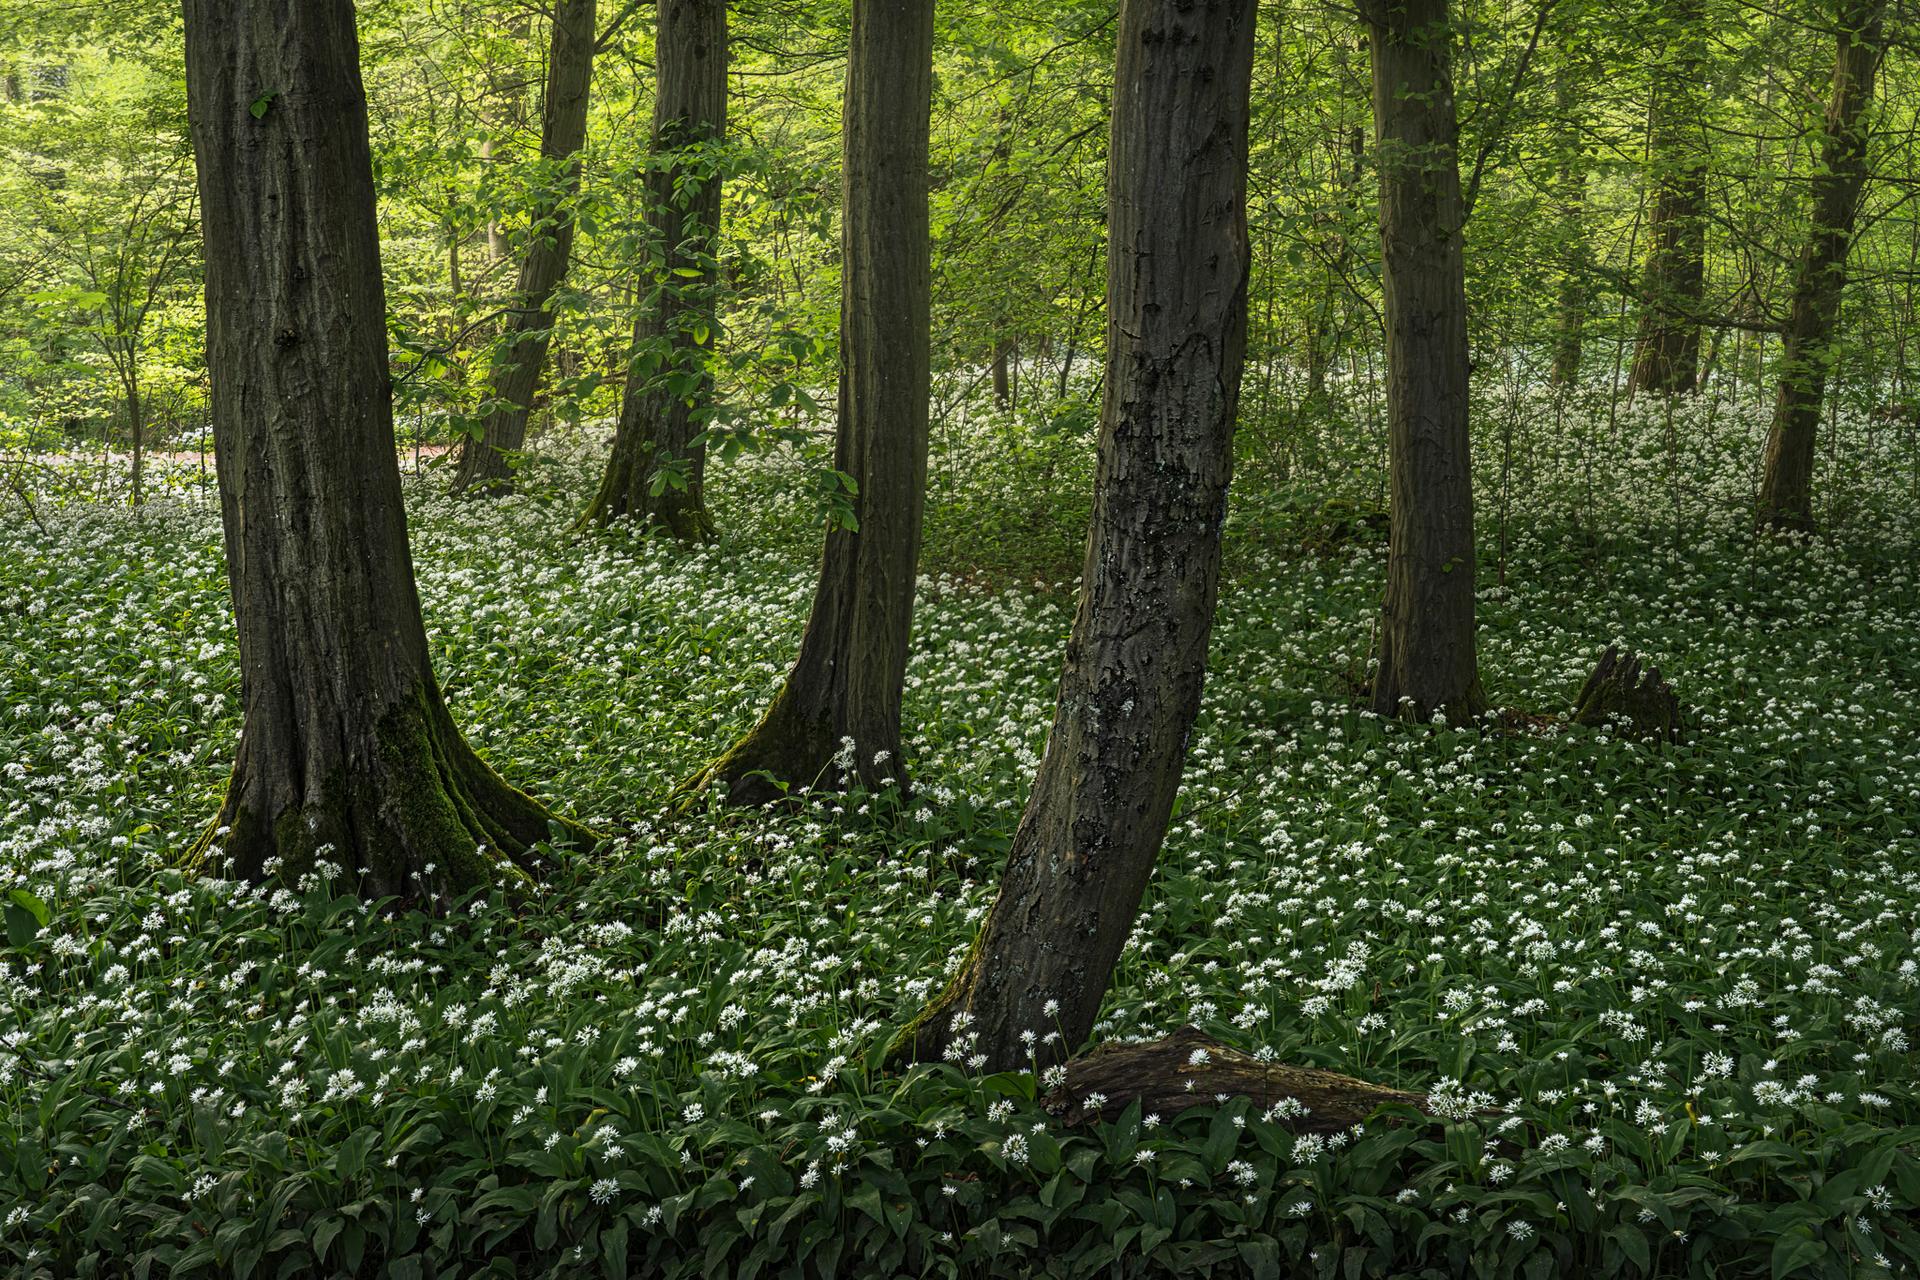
(2, 389), (1920, 1278)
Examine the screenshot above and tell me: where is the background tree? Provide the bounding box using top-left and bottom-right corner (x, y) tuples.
(183, 0), (585, 899)
(450, 0), (598, 495)
(690, 0), (935, 803)
(1756, 0), (1888, 529)
(582, 0), (728, 536)
(1628, 0), (1710, 396)
(1365, 0), (1486, 722)
(896, 0), (1256, 1072)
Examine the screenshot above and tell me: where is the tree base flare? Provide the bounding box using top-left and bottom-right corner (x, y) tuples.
(1041, 1027), (1432, 1132)
(679, 689), (839, 808)
(184, 682), (594, 905)
(1572, 644), (1685, 744)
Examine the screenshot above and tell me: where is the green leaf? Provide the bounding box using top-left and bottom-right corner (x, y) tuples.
(249, 93), (277, 120)
(1769, 1228), (1826, 1280)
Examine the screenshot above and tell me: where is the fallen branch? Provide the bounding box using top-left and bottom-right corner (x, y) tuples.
(1040, 1026), (1431, 1132)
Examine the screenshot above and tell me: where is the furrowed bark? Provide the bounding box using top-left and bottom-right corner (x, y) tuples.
(452, 0), (598, 496)
(892, 0), (1256, 1072)
(184, 0), (588, 905)
(1757, 0), (1886, 530)
(688, 0), (933, 804)
(582, 0), (726, 538)
(1365, 0), (1488, 722)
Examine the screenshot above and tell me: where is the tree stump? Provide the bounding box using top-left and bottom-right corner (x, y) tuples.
(1571, 645), (1685, 743)
(1039, 1026), (1431, 1132)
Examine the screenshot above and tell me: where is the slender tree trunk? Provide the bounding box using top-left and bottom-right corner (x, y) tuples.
(1757, 0), (1886, 529)
(1365, 0), (1487, 722)
(991, 335), (1013, 409)
(581, 0), (726, 538)
(892, 0), (1256, 1072)
(1550, 46), (1588, 386)
(452, 0), (598, 495)
(1628, 0), (1707, 396)
(183, 0), (587, 902)
(1308, 125), (1366, 400)
(126, 367), (144, 507)
(688, 0), (933, 804)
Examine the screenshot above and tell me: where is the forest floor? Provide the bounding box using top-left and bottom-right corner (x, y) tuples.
(2, 390), (1919, 1277)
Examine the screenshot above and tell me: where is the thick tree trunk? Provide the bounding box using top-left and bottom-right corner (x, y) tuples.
(1628, 0), (1707, 396)
(1365, 0), (1487, 722)
(581, 0), (726, 538)
(1757, 0), (1886, 530)
(688, 0), (933, 804)
(892, 0), (1255, 1073)
(183, 0), (586, 903)
(452, 0), (597, 496)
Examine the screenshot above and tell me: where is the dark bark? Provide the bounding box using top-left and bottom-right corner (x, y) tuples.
(990, 335), (1013, 409)
(891, 0), (1255, 1072)
(183, 0), (587, 903)
(581, 0), (726, 538)
(688, 0), (933, 803)
(452, 0), (598, 496)
(1365, 0), (1487, 722)
(1628, 0), (1707, 396)
(1572, 644), (1685, 743)
(1043, 1027), (1432, 1129)
(1757, 0), (1886, 530)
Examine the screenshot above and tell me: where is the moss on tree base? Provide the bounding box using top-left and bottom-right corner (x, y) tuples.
(678, 686), (841, 809)
(184, 681), (595, 908)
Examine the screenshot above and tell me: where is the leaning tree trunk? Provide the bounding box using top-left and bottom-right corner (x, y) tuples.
(183, 0), (587, 903)
(892, 0), (1256, 1073)
(451, 0), (597, 496)
(1757, 0), (1886, 530)
(581, 0), (726, 538)
(1365, 0), (1487, 723)
(1628, 0), (1707, 396)
(687, 0), (933, 803)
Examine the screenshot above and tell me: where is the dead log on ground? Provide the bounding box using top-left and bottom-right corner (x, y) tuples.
(1040, 1026), (1432, 1131)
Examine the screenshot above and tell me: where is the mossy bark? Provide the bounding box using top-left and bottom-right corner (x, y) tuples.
(1628, 0), (1708, 397)
(1571, 644), (1685, 744)
(451, 0), (598, 496)
(1363, 0), (1489, 724)
(1757, 0), (1886, 530)
(896, 0), (1255, 1073)
(580, 0), (725, 539)
(184, 0), (586, 907)
(695, 0), (933, 805)
(1041, 1027), (1433, 1130)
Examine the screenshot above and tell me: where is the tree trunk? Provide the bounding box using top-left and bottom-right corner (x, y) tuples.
(126, 368), (144, 507)
(581, 0), (726, 538)
(452, 0), (598, 496)
(687, 0), (933, 804)
(1550, 47), (1588, 386)
(1756, 0), (1886, 530)
(183, 0), (587, 903)
(1628, 0), (1707, 396)
(990, 335), (1013, 409)
(1307, 124), (1366, 401)
(1365, 0), (1487, 722)
(891, 0), (1255, 1073)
